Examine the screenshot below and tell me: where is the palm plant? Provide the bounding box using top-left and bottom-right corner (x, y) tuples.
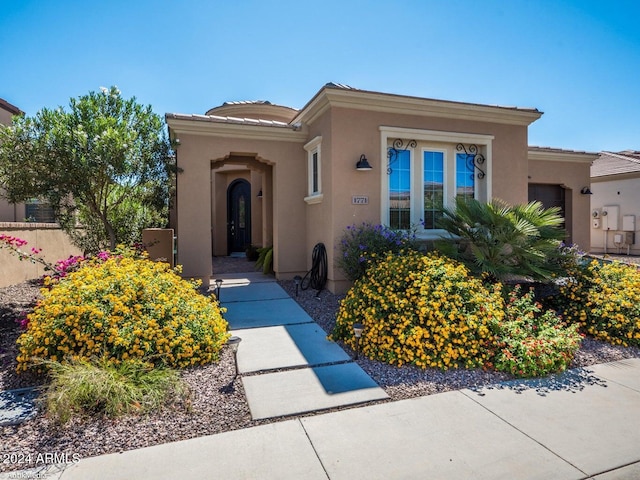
(435, 198), (566, 282)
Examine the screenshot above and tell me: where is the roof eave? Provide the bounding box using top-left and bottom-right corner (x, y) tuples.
(0, 98), (23, 116)
(292, 85), (543, 127)
(166, 114), (308, 142)
(528, 147), (599, 164)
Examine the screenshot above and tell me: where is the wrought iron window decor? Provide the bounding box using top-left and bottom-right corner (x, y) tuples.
(387, 139), (417, 174)
(456, 143), (485, 179)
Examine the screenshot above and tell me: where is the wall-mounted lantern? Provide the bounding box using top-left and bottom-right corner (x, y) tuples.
(356, 154), (372, 171)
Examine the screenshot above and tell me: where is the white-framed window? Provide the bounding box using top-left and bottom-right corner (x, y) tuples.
(380, 126), (493, 237)
(304, 136), (323, 204)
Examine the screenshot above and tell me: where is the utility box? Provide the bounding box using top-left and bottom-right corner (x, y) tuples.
(625, 232), (636, 245)
(142, 228), (175, 268)
(622, 215), (636, 232)
(602, 206), (620, 231)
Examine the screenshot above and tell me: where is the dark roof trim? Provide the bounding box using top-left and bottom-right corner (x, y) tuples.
(0, 98), (23, 115)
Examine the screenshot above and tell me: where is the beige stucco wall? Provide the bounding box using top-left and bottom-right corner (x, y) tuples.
(171, 109), (534, 292)
(0, 223), (82, 287)
(590, 175), (640, 254)
(173, 132), (308, 283)
(528, 158), (592, 250)
(0, 194), (25, 222)
(312, 107), (531, 292)
(0, 106), (27, 222)
(170, 91), (593, 294)
(0, 108), (14, 126)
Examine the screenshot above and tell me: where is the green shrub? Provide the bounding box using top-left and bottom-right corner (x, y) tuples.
(43, 359), (189, 424)
(553, 260), (640, 347)
(331, 251), (503, 369)
(337, 223), (418, 282)
(17, 255), (229, 371)
(255, 246), (273, 274)
(436, 198), (566, 281)
(489, 285), (582, 377)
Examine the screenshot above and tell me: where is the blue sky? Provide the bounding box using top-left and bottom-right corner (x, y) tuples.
(1, 0), (639, 152)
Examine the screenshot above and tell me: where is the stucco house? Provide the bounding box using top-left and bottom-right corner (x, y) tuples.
(0, 98), (56, 223)
(590, 150), (640, 255)
(166, 83), (596, 293)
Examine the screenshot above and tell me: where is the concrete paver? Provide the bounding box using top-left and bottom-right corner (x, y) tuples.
(222, 298), (313, 329)
(242, 363), (388, 420)
(60, 420), (328, 480)
(464, 367), (640, 477)
(300, 391), (583, 480)
(210, 272), (274, 285)
(232, 323), (350, 373)
(0, 387), (39, 426)
(588, 357), (640, 392)
(218, 281), (290, 303)
(591, 462), (640, 480)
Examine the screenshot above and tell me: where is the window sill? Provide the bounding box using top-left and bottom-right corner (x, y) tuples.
(414, 230), (457, 241)
(304, 194), (323, 205)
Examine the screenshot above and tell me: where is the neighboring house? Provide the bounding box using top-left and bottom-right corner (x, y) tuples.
(590, 150), (640, 254)
(0, 98), (55, 223)
(166, 83), (596, 293)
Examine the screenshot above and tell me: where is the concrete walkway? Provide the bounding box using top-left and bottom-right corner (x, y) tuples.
(216, 272), (388, 420)
(6, 274), (640, 479)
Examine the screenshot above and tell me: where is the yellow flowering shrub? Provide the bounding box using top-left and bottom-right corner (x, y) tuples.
(331, 251), (504, 370)
(17, 256), (229, 371)
(555, 260), (640, 347)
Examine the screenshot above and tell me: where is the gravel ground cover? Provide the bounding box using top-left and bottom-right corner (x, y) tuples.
(1, 255), (640, 472)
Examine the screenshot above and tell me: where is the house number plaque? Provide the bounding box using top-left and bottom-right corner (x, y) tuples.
(352, 196), (369, 205)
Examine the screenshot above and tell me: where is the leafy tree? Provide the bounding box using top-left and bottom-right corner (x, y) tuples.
(0, 86), (174, 252)
(435, 198), (566, 281)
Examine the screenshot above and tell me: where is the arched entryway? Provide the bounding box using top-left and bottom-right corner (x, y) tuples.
(227, 179), (251, 254)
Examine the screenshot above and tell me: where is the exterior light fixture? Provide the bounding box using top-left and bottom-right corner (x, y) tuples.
(352, 322), (364, 360)
(257, 189), (263, 198)
(581, 187), (593, 195)
(356, 154), (372, 171)
(215, 278), (223, 300)
(228, 336), (242, 378)
(293, 275), (302, 297)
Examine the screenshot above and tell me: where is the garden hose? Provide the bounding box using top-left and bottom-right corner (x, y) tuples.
(301, 243), (328, 296)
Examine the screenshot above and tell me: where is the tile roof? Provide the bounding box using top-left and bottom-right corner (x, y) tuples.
(222, 100), (273, 106)
(165, 112), (292, 128)
(592, 151), (640, 178)
(529, 146), (598, 155)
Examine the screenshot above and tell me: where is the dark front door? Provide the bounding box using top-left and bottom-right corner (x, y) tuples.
(227, 179), (251, 254)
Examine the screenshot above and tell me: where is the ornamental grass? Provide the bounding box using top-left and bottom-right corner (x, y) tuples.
(332, 251), (504, 370)
(17, 256), (229, 371)
(43, 358), (189, 424)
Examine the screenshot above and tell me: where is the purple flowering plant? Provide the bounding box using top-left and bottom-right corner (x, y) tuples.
(337, 222), (418, 281)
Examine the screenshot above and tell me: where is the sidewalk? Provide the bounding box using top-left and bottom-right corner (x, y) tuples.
(5, 272), (640, 479)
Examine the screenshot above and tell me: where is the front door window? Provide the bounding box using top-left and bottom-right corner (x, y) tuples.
(227, 179), (252, 254)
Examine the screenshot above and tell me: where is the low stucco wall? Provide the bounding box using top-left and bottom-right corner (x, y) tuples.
(0, 223), (82, 288)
